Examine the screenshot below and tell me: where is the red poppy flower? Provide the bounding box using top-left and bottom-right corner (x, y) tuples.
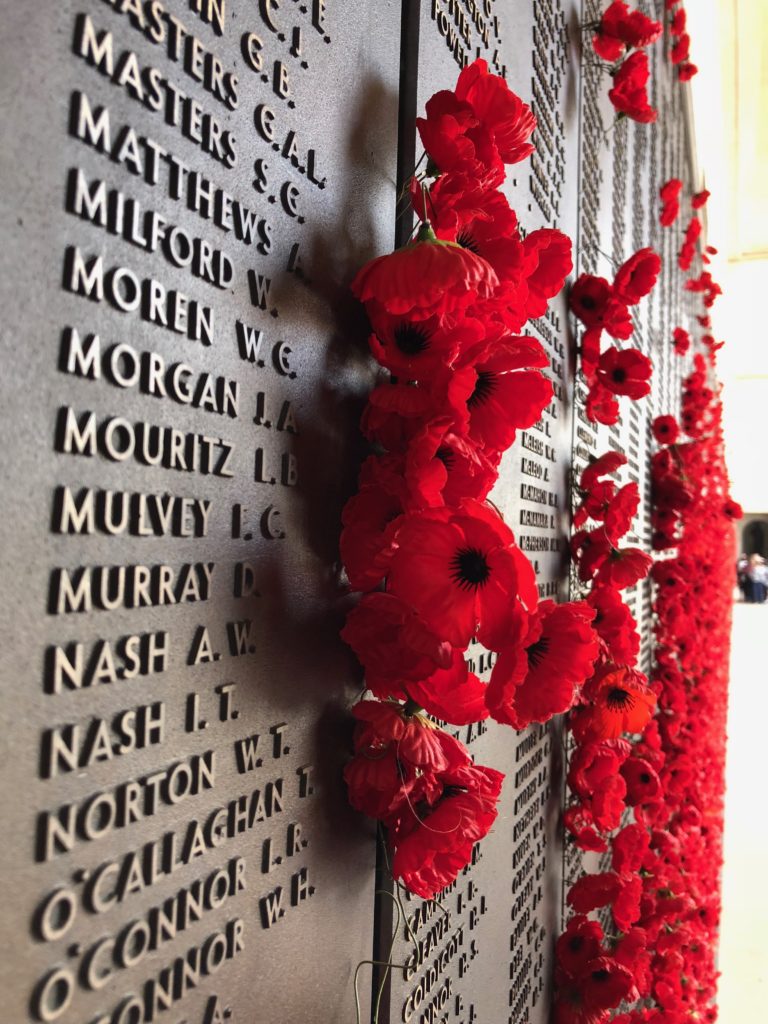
(572, 527), (612, 582)
(678, 62), (698, 82)
(486, 600), (599, 728)
(660, 178), (683, 202)
(567, 871), (621, 914)
(405, 657), (489, 725)
(556, 915), (605, 978)
(404, 417), (499, 507)
(580, 325), (603, 383)
(575, 666), (657, 740)
(612, 874), (642, 931)
(454, 58), (537, 165)
(585, 382), (620, 426)
(692, 189), (711, 209)
(593, 2), (662, 62)
(603, 481), (640, 544)
(351, 223), (499, 320)
(360, 381), (438, 451)
(341, 593), (451, 693)
(521, 228), (574, 320)
(613, 247), (661, 306)
(652, 415), (679, 445)
(568, 738), (632, 799)
(591, 773), (628, 832)
(415, 59), (535, 185)
(387, 500), (536, 649)
(596, 347), (652, 399)
(340, 484), (404, 591)
(425, 180), (527, 290)
(416, 90), (504, 186)
(672, 327), (690, 355)
(580, 957), (635, 1013)
(344, 700), (453, 821)
(670, 32), (690, 65)
(564, 805), (609, 852)
(612, 823), (650, 873)
(449, 333), (553, 452)
(722, 498), (743, 520)
(581, 451), (627, 490)
(586, 586), (640, 664)
(594, 545), (653, 588)
(671, 8), (687, 35)
(390, 756), (503, 898)
(367, 307), (484, 380)
(570, 275), (633, 339)
(608, 52), (657, 123)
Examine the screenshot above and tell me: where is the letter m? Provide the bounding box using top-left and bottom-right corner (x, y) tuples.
(74, 14), (114, 75)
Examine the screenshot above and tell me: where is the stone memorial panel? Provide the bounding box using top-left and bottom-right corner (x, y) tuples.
(0, 2), (400, 1022)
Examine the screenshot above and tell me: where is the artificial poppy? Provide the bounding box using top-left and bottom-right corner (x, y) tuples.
(652, 415), (679, 445)
(608, 52), (657, 123)
(451, 334), (553, 451)
(390, 757), (503, 898)
(575, 666), (657, 740)
(613, 247), (661, 306)
(387, 500), (537, 649)
(586, 586), (640, 664)
(351, 222), (499, 320)
(596, 347), (652, 398)
(570, 275), (633, 339)
(486, 600), (599, 728)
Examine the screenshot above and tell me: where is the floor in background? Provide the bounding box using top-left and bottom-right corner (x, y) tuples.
(718, 604), (768, 1019)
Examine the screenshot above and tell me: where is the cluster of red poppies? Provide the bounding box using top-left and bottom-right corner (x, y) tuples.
(554, 448), (658, 1023)
(590, 2), (661, 122)
(667, 0), (698, 81)
(590, 1), (699, 123)
(568, 249), (659, 425)
(556, 156), (736, 1016)
(340, 60), (604, 898)
(555, 398), (737, 1020)
(685, 269), (722, 309)
(640, 360), (739, 1021)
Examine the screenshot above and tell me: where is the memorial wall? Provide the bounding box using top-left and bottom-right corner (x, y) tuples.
(0, 3), (702, 1024)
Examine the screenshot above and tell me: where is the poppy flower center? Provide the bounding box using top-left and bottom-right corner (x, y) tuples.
(456, 228), (481, 254)
(606, 687), (635, 711)
(591, 968), (611, 983)
(450, 546), (491, 590)
(393, 324), (429, 356)
(580, 295), (597, 310)
(435, 445), (455, 468)
(468, 371), (497, 408)
(611, 367), (627, 383)
(639, 772), (652, 783)
(527, 635), (550, 667)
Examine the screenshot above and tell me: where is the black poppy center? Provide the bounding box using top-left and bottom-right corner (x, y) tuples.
(606, 687), (635, 711)
(591, 969), (611, 983)
(527, 636), (550, 668)
(450, 546), (491, 590)
(639, 771), (652, 784)
(435, 445), (455, 468)
(393, 324), (429, 356)
(611, 367), (627, 383)
(456, 229), (481, 254)
(580, 294), (597, 310)
(468, 371), (497, 409)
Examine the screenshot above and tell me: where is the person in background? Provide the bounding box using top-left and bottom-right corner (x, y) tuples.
(737, 553), (749, 600)
(746, 554), (768, 603)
